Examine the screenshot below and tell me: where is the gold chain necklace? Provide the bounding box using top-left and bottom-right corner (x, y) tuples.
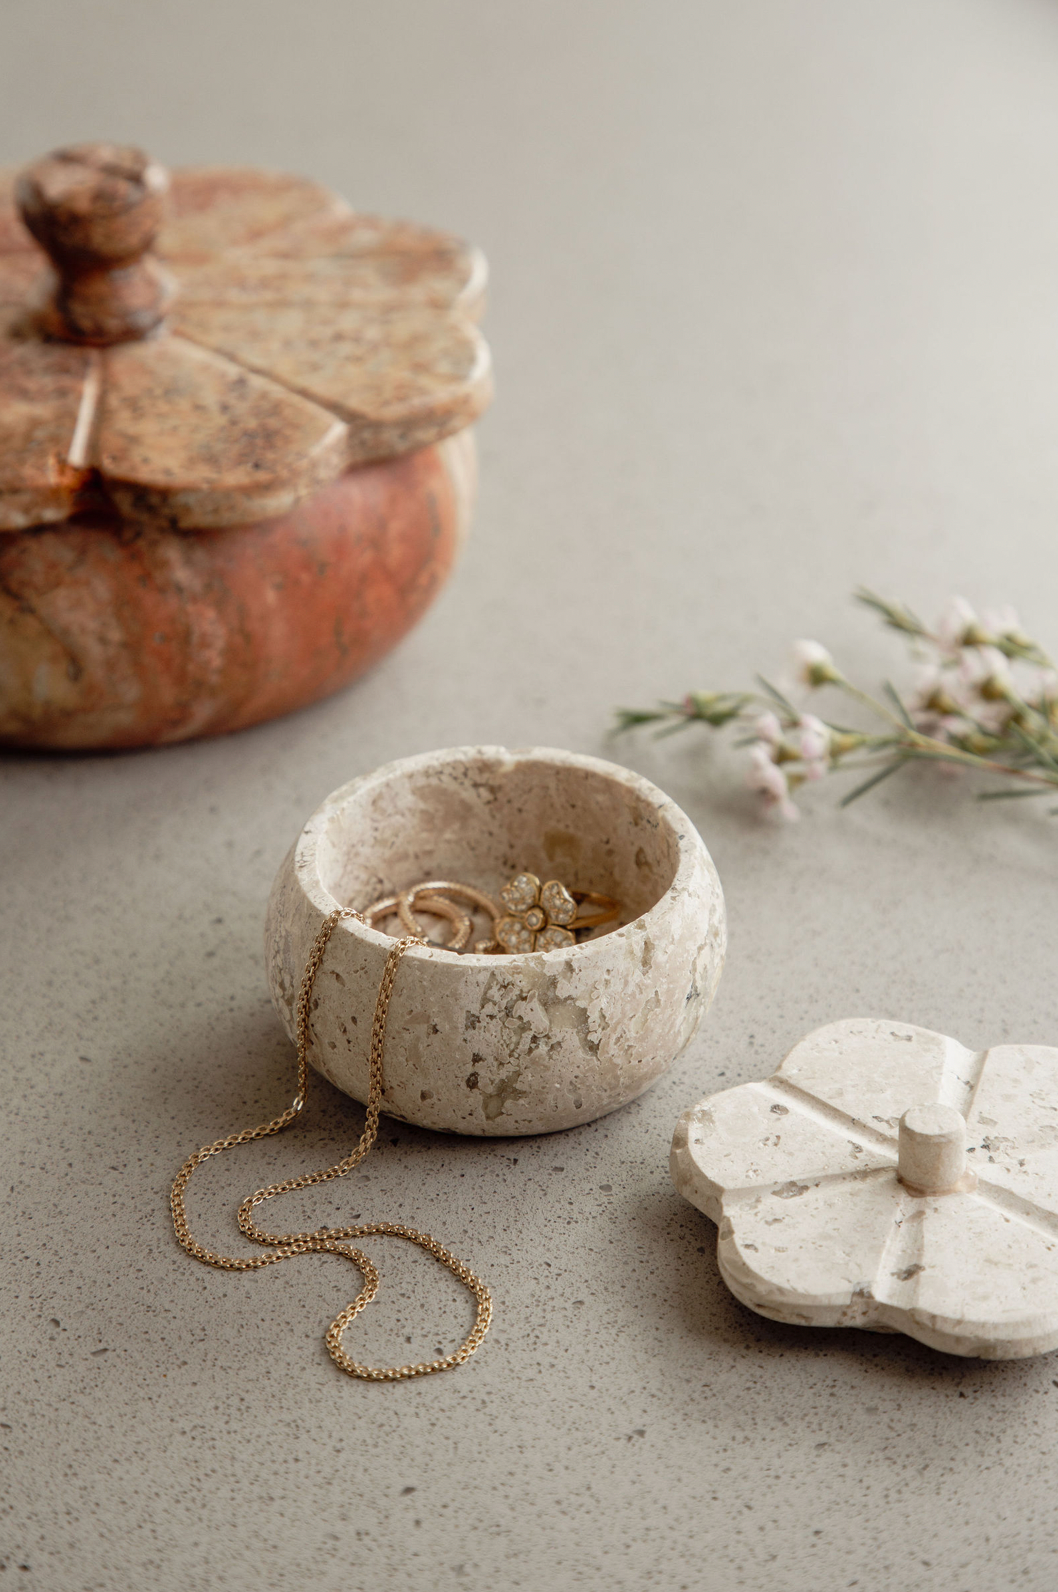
(170, 908), (494, 1380)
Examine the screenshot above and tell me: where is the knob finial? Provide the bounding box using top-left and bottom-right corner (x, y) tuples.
(898, 1103), (976, 1196)
(17, 142), (172, 344)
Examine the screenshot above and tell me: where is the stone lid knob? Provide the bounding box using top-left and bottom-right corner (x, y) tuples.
(898, 1102), (975, 1196)
(16, 142), (172, 344)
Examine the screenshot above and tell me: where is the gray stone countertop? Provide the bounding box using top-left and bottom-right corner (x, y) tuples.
(3, 2), (1058, 1588)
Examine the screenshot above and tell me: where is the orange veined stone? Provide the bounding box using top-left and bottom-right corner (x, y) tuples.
(0, 151), (491, 531)
(0, 145), (492, 748)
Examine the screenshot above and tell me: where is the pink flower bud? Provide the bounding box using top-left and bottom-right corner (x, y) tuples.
(790, 640), (839, 688)
(797, 713), (830, 764)
(753, 711), (782, 745)
(746, 745), (800, 820)
(936, 596), (978, 650)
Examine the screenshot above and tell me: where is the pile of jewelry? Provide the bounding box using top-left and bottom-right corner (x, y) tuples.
(365, 872), (620, 954)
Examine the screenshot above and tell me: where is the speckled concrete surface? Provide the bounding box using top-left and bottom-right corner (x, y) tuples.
(4, 3), (1058, 1589)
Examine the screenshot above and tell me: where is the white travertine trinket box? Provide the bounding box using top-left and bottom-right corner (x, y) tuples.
(266, 746), (726, 1135)
(671, 1019), (1058, 1359)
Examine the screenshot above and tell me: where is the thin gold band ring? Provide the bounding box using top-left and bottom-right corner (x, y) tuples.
(396, 880), (500, 943)
(365, 890), (472, 951)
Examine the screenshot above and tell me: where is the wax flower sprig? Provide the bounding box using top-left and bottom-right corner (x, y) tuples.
(615, 591), (1058, 821)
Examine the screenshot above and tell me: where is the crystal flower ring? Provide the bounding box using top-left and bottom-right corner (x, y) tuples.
(364, 873), (620, 956)
(494, 873), (619, 954)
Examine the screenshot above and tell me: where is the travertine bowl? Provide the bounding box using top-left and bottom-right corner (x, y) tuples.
(265, 746), (726, 1135)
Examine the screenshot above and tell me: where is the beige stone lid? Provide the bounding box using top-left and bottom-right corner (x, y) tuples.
(672, 1018), (1058, 1358)
(0, 143), (491, 531)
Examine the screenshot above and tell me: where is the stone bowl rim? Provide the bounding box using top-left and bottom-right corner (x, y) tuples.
(291, 742), (715, 972)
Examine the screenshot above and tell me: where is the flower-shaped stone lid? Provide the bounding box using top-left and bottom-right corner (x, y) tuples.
(0, 143), (491, 531)
(671, 1018), (1058, 1358)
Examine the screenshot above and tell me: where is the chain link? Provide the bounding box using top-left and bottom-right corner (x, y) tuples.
(170, 908), (493, 1380)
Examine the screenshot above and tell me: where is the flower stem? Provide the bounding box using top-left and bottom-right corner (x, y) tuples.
(614, 590), (1058, 820)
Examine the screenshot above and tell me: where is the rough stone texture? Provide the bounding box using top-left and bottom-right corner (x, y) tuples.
(158, 166), (347, 260)
(0, 312), (90, 524)
(95, 333), (349, 529)
(672, 1019), (1058, 1358)
(0, 150), (492, 749)
(0, 430), (475, 748)
(266, 747), (726, 1134)
(0, 157), (492, 530)
(17, 145), (173, 346)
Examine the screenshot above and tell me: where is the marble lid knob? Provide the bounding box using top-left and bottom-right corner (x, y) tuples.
(16, 142), (172, 344)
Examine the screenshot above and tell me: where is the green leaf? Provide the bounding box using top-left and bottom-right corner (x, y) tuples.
(992, 636), (1053, 668)
(1009, 719), (1058, 772)
(976, 787), (1052, 801)
(854, 589), (926, 636)
(901, 745), (976, 769)
(613, 709), (670, 733)
(838, 760), (905, 807)
(881, 680), (916, 731)
(755, 675), (798, 717)
(683, 690), (755, 727)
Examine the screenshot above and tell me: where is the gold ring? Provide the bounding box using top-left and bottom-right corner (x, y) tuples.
(397, 880), (500, 949)
(364, 890), (472, 951)
(569, 889), (622, 931)
(495, 873), (621, 954)
(365, 874), (622, 956)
